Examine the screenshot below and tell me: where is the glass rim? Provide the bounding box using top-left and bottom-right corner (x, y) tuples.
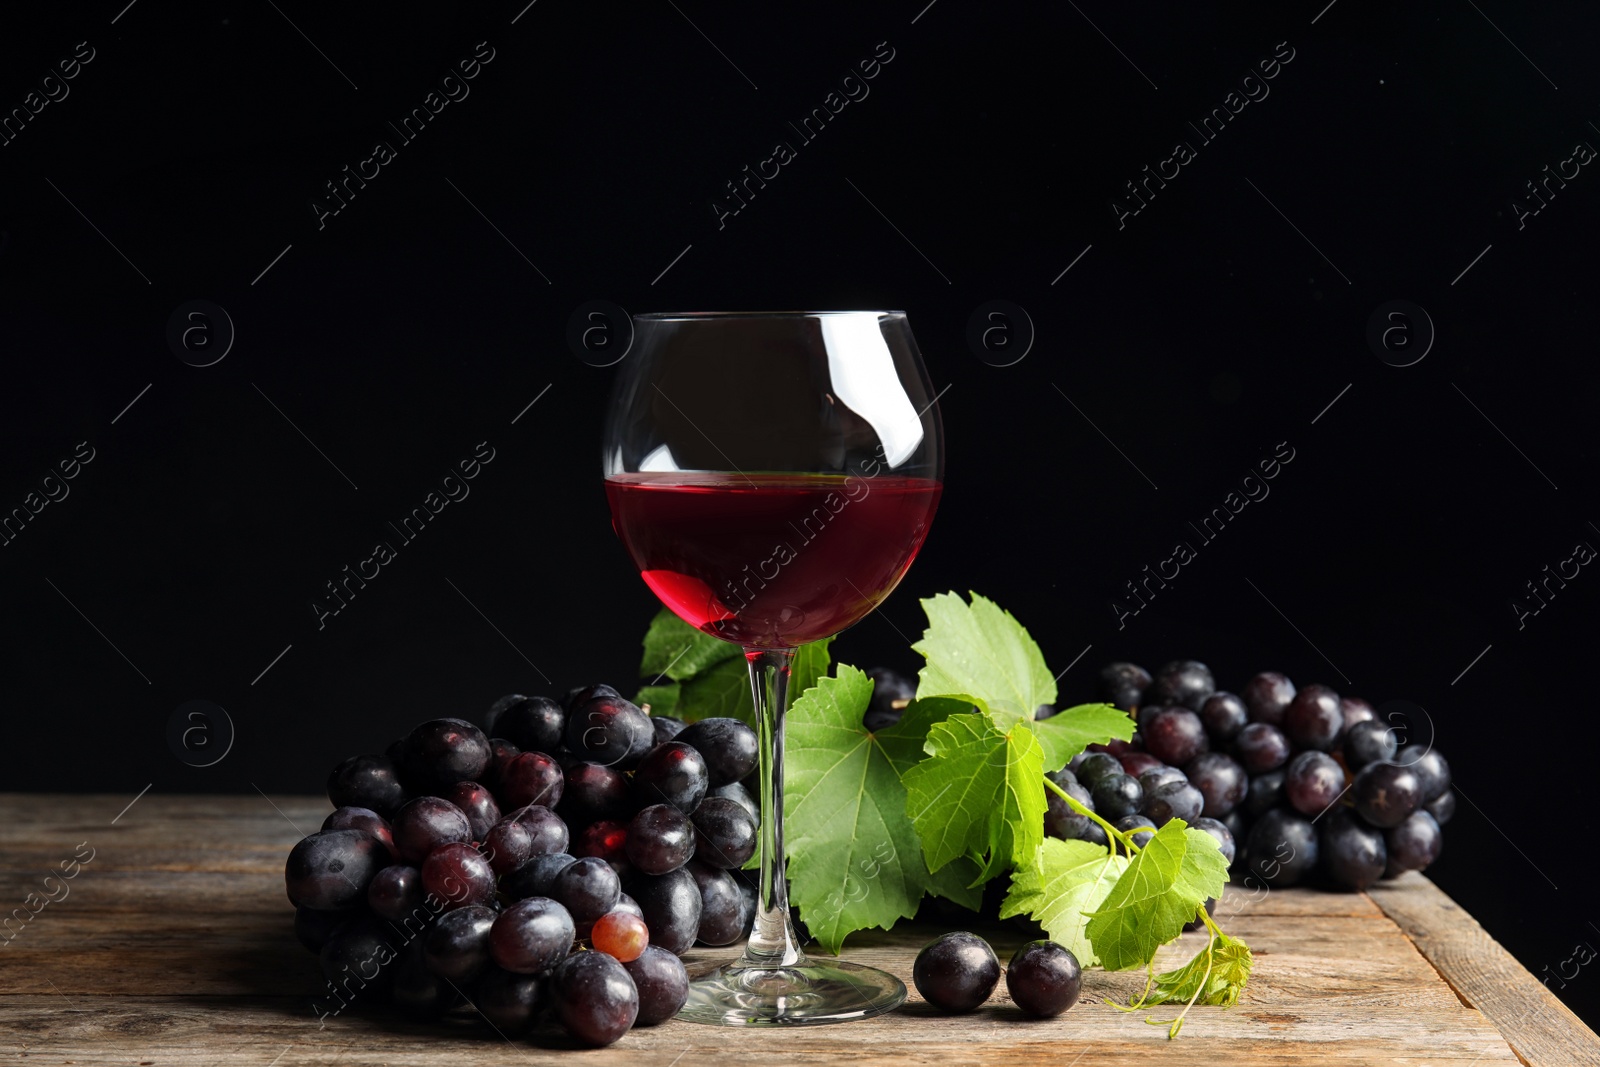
(632, 310), (907, 321)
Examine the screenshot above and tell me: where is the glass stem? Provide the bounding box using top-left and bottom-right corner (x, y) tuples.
(742, 646), (803, 967)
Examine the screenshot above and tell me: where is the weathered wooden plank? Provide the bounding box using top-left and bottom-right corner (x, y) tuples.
(1370, 874), (1600, 1067)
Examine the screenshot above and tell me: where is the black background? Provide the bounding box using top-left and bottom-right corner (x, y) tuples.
(3, 0), (1598, 1029)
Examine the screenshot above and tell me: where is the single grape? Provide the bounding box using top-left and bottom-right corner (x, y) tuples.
(421, 903), (496, 982)
(421, 841), (496, 910)
(367, 864), (425, 922)
(624, 945), (690, 1026)
(1143, 707), (1209, 766)
(626, 804), (696, 875)
(500, 751), (565, 810)
(1423, 789), (1455, 826)
(475, 966), (544, 1035)
(565, 692), (654, 769)
(1242, 671), (1296, 725)
(1399, 748), (1451, 802)
(490, 896), (576, 974)
(1353, 761), (1423, 828)
(558, 762), (634, 825)
(1143, 780), (1204, 826)
(690, 796), (758, 869)
(1200, 691), (1249, 743)
(1005, 940), (1082, 1017)
(626, 867), (701, 956)
(1233, 722), (1291, 774)
(685, 861), (745, 947)
(554, 947), (640, 1046)
(552, 856), (623, 928)
(1283, 683), (1344, 752)
(294, 905), (353, 954)
(1191, 816), (1237, 865)
(503, 852), (578, 901)
(1115, 814), (1156, 848)
(319, 917), (396, 998)
(1244, 769), (1287, 818)
(1077, 820), (1109, 847)
(483, 819), (533, 876)
(1098, 661), (1152, 710)
(1342, 720), (1398, 770)
(391, 936), (455, 1019)
(391, 797), (472, 865)
(1284, 751), (1347, 817)
(1184, 752), (1248, 817)
(631, 741), (710, 814)
(1318, 809), (1387, 890)
(493, 695), (566, 754)
(1090, 773), (1143, 822)
(592, 909), (651, 962)
(326, 754), (406, 818)
(506, 803), (570, 859)
(321, 805), (390, 838)
(912, 931), (1000, 1013)
(1137, 765), (1185, 794)
(1034, 703), (1058, 720)
(1117, 751), (1164, 778)
(1222, 810), (1247, 858)
(1149, 659), (1214, 711)
(564, 683), (621, 711)
(443, 781), (502, 841)
(1385, 810), (1443, 874)
(1074, 751), (1123, 789)
(403, 717), (492, 791)
(651, 715), (686, 745)
(285, 830), (386, 911)
(708, 780), (758, 823)
(675, 717), (760, 787)
(575, 820), (629, 868)
(1044, 781), (1093, 841)
(1244, 809), (1319, 887)
(863, 667), (915, 731)
(1340, 696), (1376, 730)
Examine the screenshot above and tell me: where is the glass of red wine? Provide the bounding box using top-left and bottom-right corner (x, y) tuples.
(603, 311), (943, 1025)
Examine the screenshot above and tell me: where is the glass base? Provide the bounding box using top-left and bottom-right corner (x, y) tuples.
(677, 956), (907, 1026)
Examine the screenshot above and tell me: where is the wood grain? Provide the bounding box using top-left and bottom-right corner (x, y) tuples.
(0, 794), (1575, 1065)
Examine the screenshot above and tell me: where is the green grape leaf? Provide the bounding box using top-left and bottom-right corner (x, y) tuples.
(636, 682), (680, 717)
(1134, 929), (1254, 1009)
(923, 856), (985, 911)
(674, 657), (754, 725)
(912, 592), (1056, 728)
(1087, 822), (1230, 971)
(1032, 702), (1137, 772)
(903, 713), (1046, 884)
(790, 635), (836, 704)
(785, 666), (941, 952)
(1001, 838), (1130, 967)
(639, 609), (740, 682)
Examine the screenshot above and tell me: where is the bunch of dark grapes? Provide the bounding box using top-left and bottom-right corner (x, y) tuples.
(286, 685), (762, 1047)
(1048, 660), (1451, 893)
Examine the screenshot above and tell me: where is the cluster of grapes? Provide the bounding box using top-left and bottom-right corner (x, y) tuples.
(284, 684), (763, 1047)
(1046, 660), (1451, 892)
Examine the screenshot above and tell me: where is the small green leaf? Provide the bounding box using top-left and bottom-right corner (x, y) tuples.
(1032, 702), (1137, 772)
(790, 636), (836, 704)
(912, 592), (1056, 727)
(1134, 929), (1254, 1009)
(635, 682), (680, 717)
(1086, 822), (1230, 971)
(903, 713), (1045, 883)
(639, 608), (741, 682)
(1001, 838), (1129, 966)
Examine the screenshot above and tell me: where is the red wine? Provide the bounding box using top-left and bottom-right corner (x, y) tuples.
(605, 472), (941, 648)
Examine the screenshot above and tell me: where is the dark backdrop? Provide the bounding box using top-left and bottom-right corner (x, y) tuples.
(3, 0), (1597, 1028)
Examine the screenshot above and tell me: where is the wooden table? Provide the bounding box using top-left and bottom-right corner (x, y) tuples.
(2, 794), (1595, 1066)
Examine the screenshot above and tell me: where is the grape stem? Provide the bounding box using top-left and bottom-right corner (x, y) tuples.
(1042, 774), (1142, 856)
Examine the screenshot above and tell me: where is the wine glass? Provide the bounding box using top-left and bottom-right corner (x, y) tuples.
(602, 310), (943, 1025)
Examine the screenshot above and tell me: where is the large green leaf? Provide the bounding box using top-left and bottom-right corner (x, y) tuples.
(912, 592), (1056, 727)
